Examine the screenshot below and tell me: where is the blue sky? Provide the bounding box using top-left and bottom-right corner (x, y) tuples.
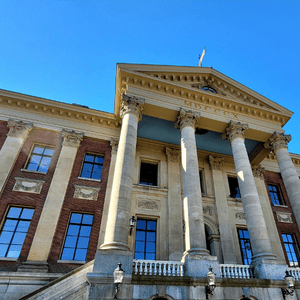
(1, 0), (300, 153)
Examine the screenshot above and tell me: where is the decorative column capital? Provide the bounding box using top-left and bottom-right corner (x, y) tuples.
(7, 119), (33, 138)
(208, 155), (224, 170)
(166, 147), (180, 163)
(110, 138), (119, 154)
(61, 129), (83, 148)
(252, 165), (265, 180)
(175, 108), (200, 131)
(222, 120), (249, 143)
(265, 131), (291, 153)
(120, 94), (145, 121)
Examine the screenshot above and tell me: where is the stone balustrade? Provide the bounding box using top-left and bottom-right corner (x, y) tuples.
(133, 260), (183, 276)
(288, 267), (300, 280)
(220, 264), (254, 279)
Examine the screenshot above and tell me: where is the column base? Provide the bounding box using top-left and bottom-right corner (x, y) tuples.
(251, 252), (277, 265)
(100, 241), (130, 251)
(183, 247), (210, 257)
(182, 252), (220, 277)
(253, 260), (288, 280)
(17, 261), (48, 273)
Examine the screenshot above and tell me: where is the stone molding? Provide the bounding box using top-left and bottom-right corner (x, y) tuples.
(13, 177), (45, 194)
(265, 131), (291, 153)
(235, 211), (246, 220)
(175, 108), (200, 131)
(73, 185), (100, 200)
(61, 129), (84, 148)
(7, 119), (33, 138)
(110, 138), (119, 154)
(252, 165), (265, 180)
(276, 211), (293, 223)
(137, 200), (159, 211)
(208, 155), (224, 170)
(203, 216), (220, 235)
(222, 120), (249, 143)
(166, 147), (180, 163)
(120, 94), (145, 121)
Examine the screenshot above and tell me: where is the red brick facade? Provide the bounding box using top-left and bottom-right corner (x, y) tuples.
(264, 170), (300, 266)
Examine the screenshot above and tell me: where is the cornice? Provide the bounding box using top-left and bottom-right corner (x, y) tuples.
(116, 69), (291, 127)
(265, 152), (300, 166)
(0, 89), (119, 130)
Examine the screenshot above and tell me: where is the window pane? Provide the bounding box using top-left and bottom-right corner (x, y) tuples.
(135, 252), (144, 260)
(94, 156), (104, 164)
(0, 231), (14, 244)
(147, 232), (155, 242)
(91, 172), (101, 180)
(79, 226), (91, 237)
(7, 207), (22, 219)
(238, 229), (252, 265)
(82, 163), (93, 172)
(77, 237), (89, 249)
(147, 221), (156, 231)
(44, 148), (54, 156)
(137, 220), (146, 230)
(135, 241), (145, 252)
(61, 248), (75, 260)
(85, 155), (94, 162)
(20, 209), (34, 220)
(70, 214), (82, 224)
(27, 163), (39, 171)
(31, 155), (42, 164)
(33, 146), (44, 154)
(7, 245), (22, 258)
(82, 215), (93, 225)
(40, 157), (52, 167)
(0, 244), (8, 257)
(16, 221), (30, 233)
(145, 253), (155, 260)
(74, 248), (87, 261)
(67, 225), (80, 236)
(3, 220), (18, 232)
(64, 236), (77, 248)
(146, 242), (155, 252)
(12, 232), (26, 245)
(136, 231), (145, 241)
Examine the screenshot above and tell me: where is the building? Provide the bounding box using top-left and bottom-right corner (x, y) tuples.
(0, 63), (300, 299)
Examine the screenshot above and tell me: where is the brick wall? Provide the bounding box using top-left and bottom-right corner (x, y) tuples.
(264, 171), (300, 266)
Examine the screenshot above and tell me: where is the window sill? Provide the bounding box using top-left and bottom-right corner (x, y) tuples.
(137, 184), (160, 188)
(0, 257), (18, 261)
(274, 204), (288, 208)
(21, 169), (47, 175)
(57, 260), (86, 264)
(78, 177), (101, 183)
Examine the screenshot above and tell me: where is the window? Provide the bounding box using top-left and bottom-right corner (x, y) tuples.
(61, 213), (93, 261)
(0, 207), (34, 258)
(202, 86), (217, 93)
(200, 170), (205, 193)
(238, 229), (252, 265)
(282, 233), (300, 267)
(26, 145), (54, 172)
(80, 154), (104, 180)
(268, 184), (284, 205)
(134, 219), (156, 260)
(139, 162), (158, 186)
(228, 177), (241, 198)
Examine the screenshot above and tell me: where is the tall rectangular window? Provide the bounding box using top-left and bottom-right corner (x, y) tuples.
(228, 177), (241, 198)
(26, 145), (54, 172)
(134, 219), (156, 260)
(282, 233), (300, 267)
(238, 228), (252, 265)
(80, 154), (104, 180)
(268, 184), (284, 205)
(61, 213), (93, 261)
(139, 162), (158, 186)
(200, 170), (205, 193)
(0, 207), (34, 258)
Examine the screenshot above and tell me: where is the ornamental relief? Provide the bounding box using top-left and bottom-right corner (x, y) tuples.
(203, 205), (214, 216)
(7, 119), (33, 138)
(137, 200), (159, 211)
(73, 185), (100, 201)
(13, 177), (45, 194)
(276, 212), (293, 223)
(235, 211), (246, 220)
(61, 129), (84, 148)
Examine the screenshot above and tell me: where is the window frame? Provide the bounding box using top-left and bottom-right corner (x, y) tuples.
(25, 144), (55, 173)
(228, 176), (241, 198)
(60, 212), (94, 262)
(79, 152), (104, 181)
(199, 169), (206, 194)
(139, 160), (159, 187)
(237, 228), (252, 265)
(268, 183), (285, 206)
(281, 233), (300, 267)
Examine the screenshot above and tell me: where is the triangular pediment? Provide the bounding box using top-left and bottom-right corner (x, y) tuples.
(116, 63), (292, 116)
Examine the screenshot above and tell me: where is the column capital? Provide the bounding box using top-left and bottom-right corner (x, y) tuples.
(208, 155), (224, 170)
(265, 131), (291, 153)
(110, 138), (119, 154)
(120, 94), (145, 121)
(166, 147), (180, 163)
(252, 165), (265, 180)
(175, 108), (200, 131)
(222, 120), (249, 143)
(7, 119), (33, 138)
(61, 129), (83, 148)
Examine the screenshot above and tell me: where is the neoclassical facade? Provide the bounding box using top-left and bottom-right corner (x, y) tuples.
(1, 63), (300, 299)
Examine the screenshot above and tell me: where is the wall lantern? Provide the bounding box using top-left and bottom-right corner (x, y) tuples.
(113, 262), (124, 299)
(129, 216), (137, 235)
(205, 267), (216, 299)
(282, 270), (295, 300)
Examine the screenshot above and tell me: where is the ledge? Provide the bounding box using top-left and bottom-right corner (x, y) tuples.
(77, 177), (101, 183)
(20, 169), (47, 175)
(0, 257), (18, 261)
(57, 260), (86, 264)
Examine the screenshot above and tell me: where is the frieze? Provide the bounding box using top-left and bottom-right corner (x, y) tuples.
(276, 212), (293, 223)
(73, 185), (100, 201)
(13, 177), (45, 194)
(166, 147), (180, 163)
(137, 200), (159, 211)
(265, 131), (291, 153)
(175, 108), (200, 131)
(7, 119), (33, 138)
(120, 94), (145, 121)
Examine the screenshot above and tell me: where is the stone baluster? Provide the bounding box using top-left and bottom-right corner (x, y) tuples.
(0, 119), (32, 196)
(175, 108), (209, 257)
(265, 132), (300, 232)
(100, 94), (145, 251)
(223, 121), (276, 265)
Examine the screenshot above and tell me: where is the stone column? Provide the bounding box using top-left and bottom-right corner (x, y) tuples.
(26, 130), (83, 265)
(266, 132), (300, 232)
(0, 119), (32, 196)
(223, 121), (276, 265)
(175, 108), (209, 257)
(98, 138), (118, 247)
(166, 147), (184, 261)
(100, 95), (144, 251)
(209, 156), (237, 264)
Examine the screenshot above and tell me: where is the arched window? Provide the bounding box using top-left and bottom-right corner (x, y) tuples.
(202, 86), (217, 93)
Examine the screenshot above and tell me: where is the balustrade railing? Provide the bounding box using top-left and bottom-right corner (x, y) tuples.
(288, 267), (300, 280)
(133, 260), (183, 276)
(220, 264), (254, 279)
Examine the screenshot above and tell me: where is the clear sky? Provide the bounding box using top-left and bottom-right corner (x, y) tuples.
(1, 0), (300, 152)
